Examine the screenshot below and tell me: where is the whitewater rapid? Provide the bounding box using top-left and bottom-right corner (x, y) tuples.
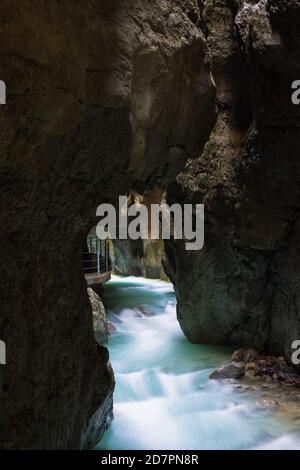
(97, 276), (300, 450)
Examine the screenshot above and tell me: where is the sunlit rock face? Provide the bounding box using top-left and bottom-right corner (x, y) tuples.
(0, 1), (216, 449)
(166, 0), (300, 367)
(111, 189), (169, 281)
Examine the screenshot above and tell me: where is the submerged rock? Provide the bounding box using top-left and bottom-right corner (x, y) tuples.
(254, 399), (279, 411)
(209, 362), (245, 380)
(135, 306), (154, 317)
(107, 322), (117, 335)
(235, 385), (257, 393)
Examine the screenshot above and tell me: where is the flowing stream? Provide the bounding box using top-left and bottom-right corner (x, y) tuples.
(97, 275), (300, 450)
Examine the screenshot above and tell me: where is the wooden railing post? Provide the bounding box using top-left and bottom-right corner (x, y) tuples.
(97, 239), (100, 274)
(106, 240), (109, 271)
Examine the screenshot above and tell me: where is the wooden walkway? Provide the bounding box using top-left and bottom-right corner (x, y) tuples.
(84, 271), (111, 286)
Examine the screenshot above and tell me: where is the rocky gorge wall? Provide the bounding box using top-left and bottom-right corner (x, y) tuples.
(0, 1), (215, 449)
(166, 0), (300, 367)
(111, 189), (169, 281)
(2, 0), (299, 450)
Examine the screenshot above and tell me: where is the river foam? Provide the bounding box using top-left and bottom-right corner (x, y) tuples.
(96, 275), (300, 450)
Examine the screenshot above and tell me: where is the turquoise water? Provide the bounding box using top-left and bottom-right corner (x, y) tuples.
(97, 275), (300, 450)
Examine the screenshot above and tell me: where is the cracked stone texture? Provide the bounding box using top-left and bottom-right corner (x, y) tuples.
(0, 0), (215, 449)
(166, 0), (300, 369)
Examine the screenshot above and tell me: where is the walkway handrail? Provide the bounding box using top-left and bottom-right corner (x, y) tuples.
(82, 240), (110, 275)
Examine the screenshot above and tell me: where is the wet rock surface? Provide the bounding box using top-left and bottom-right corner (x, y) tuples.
(212, 347), (300, 421)
(232, 348), (259, 363)
(165, 0), (300, 369)
(211, 349), (300, 387)
(254, 399), (279, 410)
(87, 288), (109, 346)
(209, 362), (245, 379)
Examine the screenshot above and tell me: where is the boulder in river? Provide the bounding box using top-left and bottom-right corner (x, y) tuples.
(209, 362), (245, 380)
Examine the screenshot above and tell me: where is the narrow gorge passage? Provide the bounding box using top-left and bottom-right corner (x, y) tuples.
(97, 276), (300, 451)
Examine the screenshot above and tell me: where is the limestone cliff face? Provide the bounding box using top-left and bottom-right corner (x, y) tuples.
(87, 288), (109, 346)
(166, 0), (300, 366)
(111, 189), (169, 280)
(112, 237), (168, 280)
(0, 1), (215, 449)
